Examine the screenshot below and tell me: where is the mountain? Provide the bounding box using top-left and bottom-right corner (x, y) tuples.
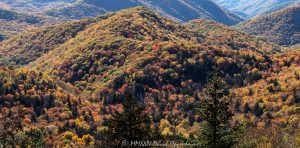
(235, 5), (300, 46)
(0, 7), (282, 120)
(261, 0), (300, 15)
(0, 6), (299, 147)
(185, 19), (278, 48)
(0, 17), (98, 66)
(214, 0), (299, 17)
(0, 0), (76, 13)
(0, 8), (44, 41)
(44, 0), (243, 25)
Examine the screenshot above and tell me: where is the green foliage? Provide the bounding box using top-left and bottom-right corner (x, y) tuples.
(23, 128), (45, 148)
(103, 92), (152, 147)
(197, 74), (242, 148)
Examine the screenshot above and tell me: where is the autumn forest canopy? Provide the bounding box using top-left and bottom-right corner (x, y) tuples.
(0, 0), (300, 147)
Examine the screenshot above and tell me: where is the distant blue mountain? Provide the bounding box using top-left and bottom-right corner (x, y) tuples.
(214, 0), (299, 17)
(44, 0), (243, 25)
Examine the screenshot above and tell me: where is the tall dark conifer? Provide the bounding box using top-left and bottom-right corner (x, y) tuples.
(197, 73), (242, 148)
(104, 92), (152, 147)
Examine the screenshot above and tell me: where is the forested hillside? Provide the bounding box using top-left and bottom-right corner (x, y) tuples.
(235, 5), (300, 46)
(0, 6), (299, 147)
(0, 67), (86, 147)
(0, 17), (99, 66)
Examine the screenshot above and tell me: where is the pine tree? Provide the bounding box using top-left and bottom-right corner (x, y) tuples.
(197, 75), (242, 148)
(244, 102), (251, 114)
(253, 102), (263, 117)
(24, 128), (44, 148)
(104, 92), (152, 147)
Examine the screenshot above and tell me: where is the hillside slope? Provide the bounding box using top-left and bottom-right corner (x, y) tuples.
(261, 1), (299, 15)
(214, 0), (299, 17)
(44, 0), (243, 25)
(185, 19), (280, 50)
(0, 8), (44, 40)
(235, 6), (300, 46)
(1, 6), (281, 121)
(0, 17), (100, 66)
(0, 7), (282, 93)
(1, 6), (300, 147)
(234, 50), (300, 127)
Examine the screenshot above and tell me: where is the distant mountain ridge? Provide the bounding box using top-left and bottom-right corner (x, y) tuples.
(44, 0), (243, 25)
(235, 5), (300, 46)
(0, 0), (76, 12)
(0, 8), (42, 23)
(214, 0), (299, 17)
(0, 8), (44, 41)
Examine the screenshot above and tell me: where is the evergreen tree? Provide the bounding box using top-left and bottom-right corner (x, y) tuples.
(30, 113), (37, 123)
(244, 102), (251, 114)
(197, 75), (242, 148)
(104, 92), (152, 147)
(24, 128), (44, 148)
(253, 102), (263, 117)
(71, 103), (79, 118)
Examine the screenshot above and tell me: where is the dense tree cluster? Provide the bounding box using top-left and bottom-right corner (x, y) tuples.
(0, 67), (93, 146)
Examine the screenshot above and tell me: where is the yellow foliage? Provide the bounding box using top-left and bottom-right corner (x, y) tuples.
(63, 131), (75, 141)
(80, 134), (95, 146)
(162, 127), (173, 136)
(159, 119), (171, 130)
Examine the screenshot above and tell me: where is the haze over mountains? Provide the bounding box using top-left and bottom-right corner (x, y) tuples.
(0, 0), (76, 13)
(214, 0), (300, 18)
(47, 0), (244, 25)
(1, 0), (298, 45)
(1, 0), (243, 25)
